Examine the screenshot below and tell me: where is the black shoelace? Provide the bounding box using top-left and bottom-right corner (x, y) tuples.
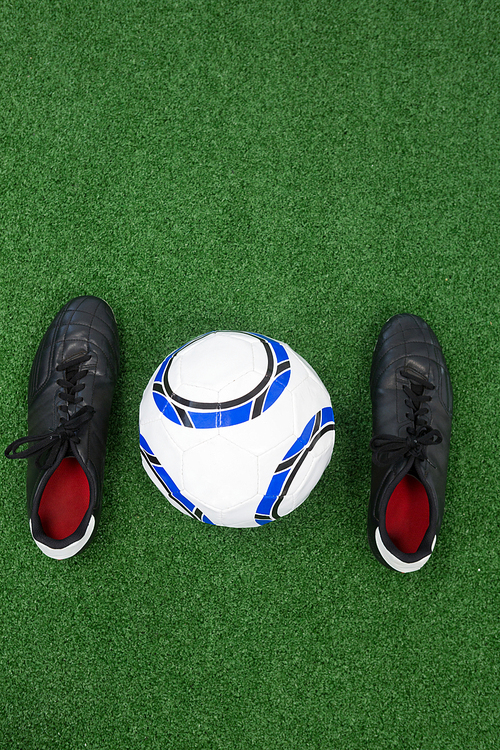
(5, 353), (95, 471)
(370, 370), (442, 468)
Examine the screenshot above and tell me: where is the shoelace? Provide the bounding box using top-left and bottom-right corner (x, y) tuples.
(370, 370), (442, 467)
(4, 353), (95, 471)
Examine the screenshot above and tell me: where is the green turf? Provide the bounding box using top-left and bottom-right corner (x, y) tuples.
(1, 0), (499, 748)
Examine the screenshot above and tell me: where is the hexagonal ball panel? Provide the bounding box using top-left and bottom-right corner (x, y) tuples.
(182, 435), (259, 512)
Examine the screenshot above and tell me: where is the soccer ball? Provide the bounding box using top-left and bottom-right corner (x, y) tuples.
(139, 331), (335, 527)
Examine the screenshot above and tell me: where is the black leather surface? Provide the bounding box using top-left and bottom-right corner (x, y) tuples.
(26, 296), (120, 517)
(369, 314), (453, 551)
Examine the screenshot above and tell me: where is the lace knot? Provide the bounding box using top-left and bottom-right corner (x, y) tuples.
(5, 406), (95, 470)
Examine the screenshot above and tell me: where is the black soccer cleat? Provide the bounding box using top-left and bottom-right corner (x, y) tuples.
(368, 314), (453, 572)
(5, 296), (119, 559)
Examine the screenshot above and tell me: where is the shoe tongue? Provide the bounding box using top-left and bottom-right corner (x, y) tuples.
(409, 457), (430, 487)
(62, 441), (77, 460)
(407, 461), (419, 480)
(389, 455), (414, 482)
(65, 363), (80, 386)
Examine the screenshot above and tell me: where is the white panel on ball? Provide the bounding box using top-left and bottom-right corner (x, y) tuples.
(139, 331), (335, 527)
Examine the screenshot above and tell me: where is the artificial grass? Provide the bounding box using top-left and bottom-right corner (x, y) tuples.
(1, 1), (499, 748)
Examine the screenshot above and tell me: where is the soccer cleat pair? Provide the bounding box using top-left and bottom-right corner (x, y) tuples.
(5, 300), (452, 569)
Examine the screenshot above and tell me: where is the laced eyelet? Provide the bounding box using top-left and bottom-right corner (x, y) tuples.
(370, 369), (443, 467)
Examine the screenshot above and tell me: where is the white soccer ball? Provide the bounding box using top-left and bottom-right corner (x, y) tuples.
(139, 331), (335, 527)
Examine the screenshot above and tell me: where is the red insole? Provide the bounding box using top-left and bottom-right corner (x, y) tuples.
(386, 475), (429, 554)
(38, 457), (90, 540)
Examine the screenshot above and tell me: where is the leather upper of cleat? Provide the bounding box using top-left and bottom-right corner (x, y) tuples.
(368, 314), (452, 571)
(5, 296), (119, 556)
(370, 316), (452, 512)
(371, 316), (452, 434)
(25, 297), (119, 518)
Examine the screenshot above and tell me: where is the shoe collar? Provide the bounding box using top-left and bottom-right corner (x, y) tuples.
(375, 527), (437, 573)
(375, 456), (439, 569)
(29, 446), (97, 540)
(30, 514), (96, 559)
